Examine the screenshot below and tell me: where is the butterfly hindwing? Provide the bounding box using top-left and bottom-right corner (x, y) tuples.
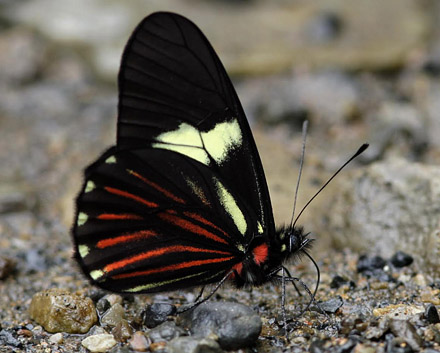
(73, 147), (254, 293)
(117, 12), (275, 237)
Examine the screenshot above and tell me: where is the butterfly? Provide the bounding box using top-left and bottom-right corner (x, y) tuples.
(72, 11), (367, 325)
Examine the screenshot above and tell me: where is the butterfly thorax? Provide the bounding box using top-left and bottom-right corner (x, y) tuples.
(230, 226), (311, 287)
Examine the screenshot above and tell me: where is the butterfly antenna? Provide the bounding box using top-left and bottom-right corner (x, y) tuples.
(303, 250), (320, 301)
(289, 121), (309, 228)
(293, 143), (369, 227)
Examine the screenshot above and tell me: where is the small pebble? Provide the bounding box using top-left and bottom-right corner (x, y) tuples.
(390, 251), (413, 268)
(370, 281), (389, 290)
(129, 331), (151, 352)
(357, 255), (386, 273)
(147, 321), (185, 343)
(0, 255), (16, 279)
(424, 304), (440, 324)
(48, 332), (63, 344)
(142, 303), (176, 328)
(420, 288), (440, 305)
(96, 298), (111, 315)
(81, 333), (117, 352)
(168, 336), (222, 353)
(317, 296), (344, 314)
(111, 319), (133, 342)
(330, 275), (355, 289)
(0, 329), (21, 348)
(101, 303), (125, 328)
(413, 273), (427, 287)
(16, 329), (32, 337)
(105, 294), (123, 306)
(389, 319), (423, 351)
(150, 341), (168, 352)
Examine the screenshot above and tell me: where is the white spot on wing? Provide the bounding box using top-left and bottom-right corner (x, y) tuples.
(77, 212), (88, 226)
(85, 181), (95, 193)
(78, 245), (89, 258)
(105, 156), (116, 164)
(90, 270), (104, 280)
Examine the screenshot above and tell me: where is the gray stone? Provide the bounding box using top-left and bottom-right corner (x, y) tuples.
(181, 302), (261, 350)
(389, 319), (423, 351)
(168, 336), (222, 353)
(147, 321), (185, 343)
(101, 303), (125, 328)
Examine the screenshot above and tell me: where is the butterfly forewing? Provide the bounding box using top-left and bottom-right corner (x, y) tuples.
(117, 12), (274, 237)
(74, 147), (252, 293)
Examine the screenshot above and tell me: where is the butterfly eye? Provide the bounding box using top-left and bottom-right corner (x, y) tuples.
(289, 232), (302, 252)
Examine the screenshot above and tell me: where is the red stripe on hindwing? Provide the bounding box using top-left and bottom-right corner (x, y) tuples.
(97, 230), (158, 249)
(127, 169), (185, 204)
(112, 256), (235, 279)
(104, 245), (232, 273)
(104, 186), (158, 208)
(97, 213), (143, 220)
(159, 211), (228, 245)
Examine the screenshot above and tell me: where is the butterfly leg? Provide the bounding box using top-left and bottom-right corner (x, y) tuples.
(177, 270), (233, 314)
(283, 266), (303, 297)
(275, 272), (330, 321)
(281, 267), (288, 335)
(194, 286), (205, 302)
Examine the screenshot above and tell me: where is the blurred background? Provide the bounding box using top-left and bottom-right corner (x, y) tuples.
(0, 0), (440, 339)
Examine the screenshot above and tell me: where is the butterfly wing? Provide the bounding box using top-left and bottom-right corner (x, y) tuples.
(117, 12), (275, 238)
(73, 147), (256, 293)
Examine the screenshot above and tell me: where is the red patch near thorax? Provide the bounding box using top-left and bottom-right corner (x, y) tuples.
(232, 262), (243, 275)
(252, 243), (269, 265)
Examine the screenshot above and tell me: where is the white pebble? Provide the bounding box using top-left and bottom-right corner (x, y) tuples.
(82, 334), (117, 352)
(49, 332), (63, 344)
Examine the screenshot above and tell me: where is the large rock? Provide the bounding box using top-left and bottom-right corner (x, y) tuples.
(310, 158), (440, 274)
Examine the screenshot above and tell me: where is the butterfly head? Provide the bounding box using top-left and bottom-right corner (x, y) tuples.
(275, 226), (313, 261)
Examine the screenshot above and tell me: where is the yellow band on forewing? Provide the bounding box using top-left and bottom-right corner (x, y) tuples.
(153, 119), (242, 166)
(156, 122), (203, 147)
(201, 119), (242, 164)
(257, 221), (264, 234)
(151, 142), (210, 165)
(214, 178), (247, 235)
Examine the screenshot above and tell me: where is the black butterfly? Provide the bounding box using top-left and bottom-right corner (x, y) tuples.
(72, 12), (367, 324)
